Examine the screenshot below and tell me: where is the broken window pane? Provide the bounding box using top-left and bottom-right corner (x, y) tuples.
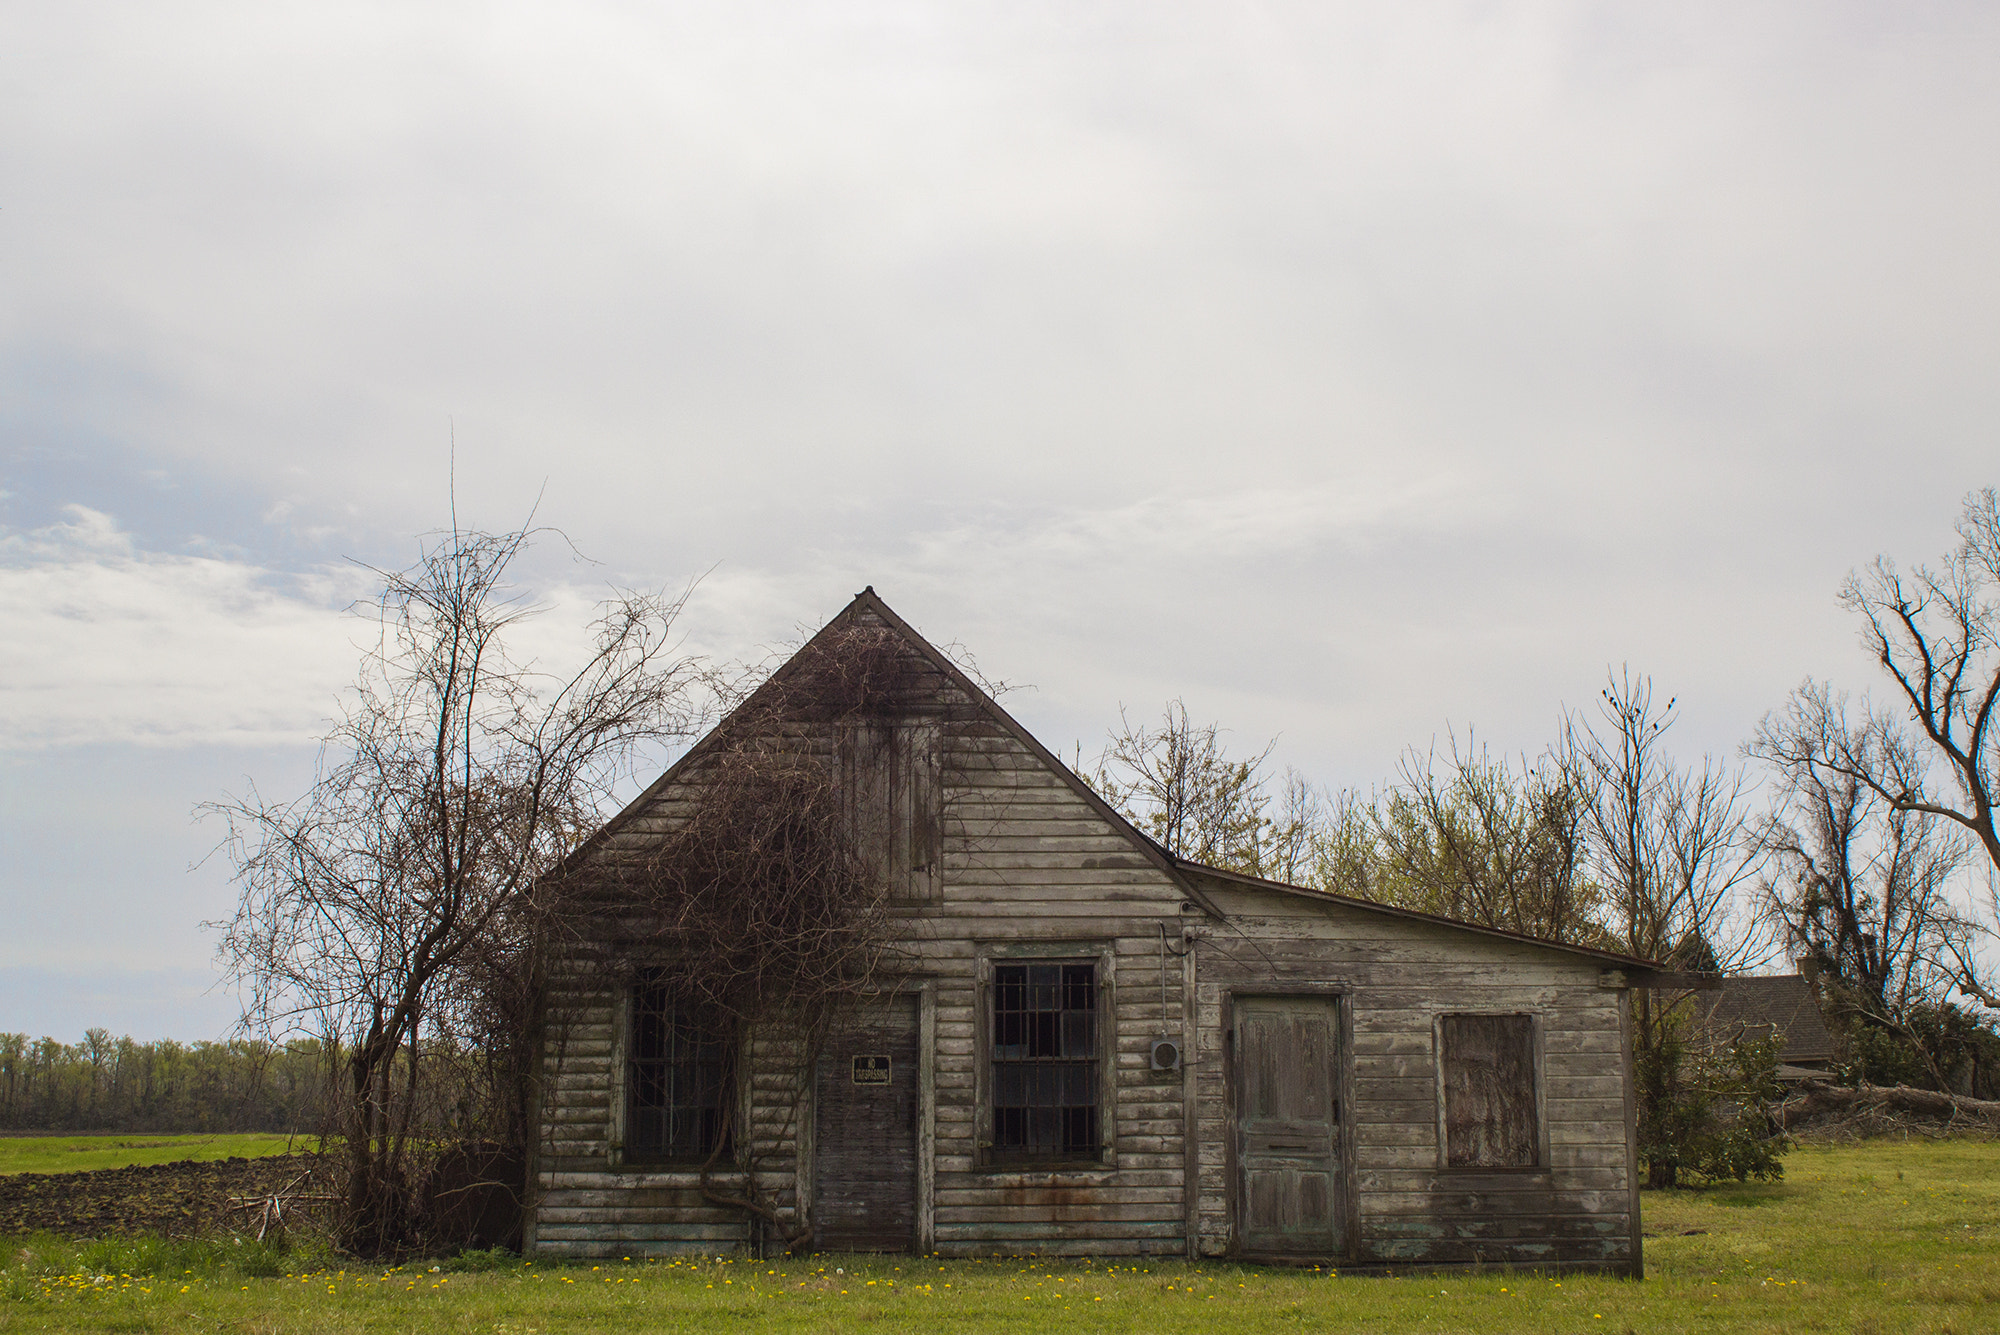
(626, 979), (732, 1163)
(991, 961), (1099, 1160)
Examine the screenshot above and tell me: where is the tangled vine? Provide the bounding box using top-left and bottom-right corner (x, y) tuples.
(563, 620), (940, 1246)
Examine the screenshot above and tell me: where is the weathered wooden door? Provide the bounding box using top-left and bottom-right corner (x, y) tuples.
(1234, 995), (1344, 1255)
(814, 994), (919, 1251)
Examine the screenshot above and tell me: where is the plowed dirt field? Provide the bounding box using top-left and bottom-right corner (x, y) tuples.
(0, 1155), (319, 1236)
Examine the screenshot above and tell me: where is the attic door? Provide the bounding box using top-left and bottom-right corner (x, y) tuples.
(1234, 996), (1344, 1256)
(839, 722), (940, 901)
(814, 994), (920, 1252)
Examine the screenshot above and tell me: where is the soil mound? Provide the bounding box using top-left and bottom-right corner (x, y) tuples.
(0, 1154), (322, 1237)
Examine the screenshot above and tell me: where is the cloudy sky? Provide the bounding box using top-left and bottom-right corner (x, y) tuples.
(4, 1), (1997, 1040)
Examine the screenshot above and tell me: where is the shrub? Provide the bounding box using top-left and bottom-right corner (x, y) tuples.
(1640, 1026), (1787, 1188)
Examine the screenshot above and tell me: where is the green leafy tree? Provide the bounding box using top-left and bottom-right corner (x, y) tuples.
(1637, 1022), (1786, 1187)
(1368, 734), (1605, 945)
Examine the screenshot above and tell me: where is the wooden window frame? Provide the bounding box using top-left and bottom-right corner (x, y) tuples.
(608, 977), (745, 1171)
(973, 944), (1118, 1172)
(1432, 1011), (1548, 1174)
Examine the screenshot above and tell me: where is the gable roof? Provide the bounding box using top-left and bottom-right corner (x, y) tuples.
(563, 588), (1677, 977)
(1698, 974), (1836, 1063)
(561, 588), (1219, 913)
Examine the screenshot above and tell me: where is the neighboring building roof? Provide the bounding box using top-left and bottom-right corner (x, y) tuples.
(1698, 974), (1836, 1065)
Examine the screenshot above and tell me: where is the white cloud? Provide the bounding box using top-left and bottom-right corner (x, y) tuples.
(0, 507), (736, 753)
(0, 507), (360, 748)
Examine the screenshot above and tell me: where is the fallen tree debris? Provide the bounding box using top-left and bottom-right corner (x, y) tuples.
(1780, 1080), (2000, 1139)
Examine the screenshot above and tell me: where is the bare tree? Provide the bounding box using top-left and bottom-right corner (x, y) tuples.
(1751, 685), (1973, 1039)
(1814, 488), (2000, 1008)
(1263, 768), (1327, 887)
(1562, 670), (1765, 1187)
(208, 521), (707, 1254)
(1094, 700), (1276, 871)
(1566, 670), (1760, 972)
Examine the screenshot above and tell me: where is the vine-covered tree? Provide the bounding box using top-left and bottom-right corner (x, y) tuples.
(209, 520), (707, 1254)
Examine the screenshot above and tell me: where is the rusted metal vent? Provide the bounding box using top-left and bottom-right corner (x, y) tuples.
(1150, 1037), (1182, 1072)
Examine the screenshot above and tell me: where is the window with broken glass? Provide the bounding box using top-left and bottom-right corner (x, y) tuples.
(625, 980), (732, 1164)
(990, 962), (1101, 1161)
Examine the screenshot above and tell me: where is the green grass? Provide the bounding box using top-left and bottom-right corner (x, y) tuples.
(0, 1134), (307, 1176)
(2, 1139), (1995, 1332)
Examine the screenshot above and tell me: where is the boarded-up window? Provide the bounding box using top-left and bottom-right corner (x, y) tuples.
(839, 722), (940, 901)
(991, 962), (1100, 1160)
(626, 981), (732, 1163)
(1439, 1013), (1539, 1168)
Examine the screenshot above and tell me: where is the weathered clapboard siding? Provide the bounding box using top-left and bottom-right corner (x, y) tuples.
(1181, 874), (1636, 1270)
(525, 591), (1646, 1274)
(528, 607), (1197, 1259)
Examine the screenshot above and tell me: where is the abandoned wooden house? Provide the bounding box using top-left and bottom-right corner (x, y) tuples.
(525, 590), (1676, 1273)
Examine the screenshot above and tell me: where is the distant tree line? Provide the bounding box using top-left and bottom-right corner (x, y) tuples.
(0, 1030), (332, 1134)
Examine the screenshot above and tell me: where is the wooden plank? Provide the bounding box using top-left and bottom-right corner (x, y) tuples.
(928, 902), (1186, 920)
(535, 1224), (748, 1242)
(548, 1088), (613, 1105)
(919, 981), (938, 1253)
(1541, 1119), (1630, 1139)
(932, 1185), (1183, 1207)
(1357, 1189), (1629, 1217)
(1350, 1124), (1439, 1148)
(1351, 1076), (1435, 1101)
(1351, 1098), (1439, 1122)
(937, 863), (1182, 883)
(931, 1221), (1187, 1240)
(932, 1239), (1183, 1258)
(544, 1140), (610, 1156)
(1364, 1216), (1630, 1241)
(935, 1168), (1184, 1189)
(934, 1202), (1184, 1225)
(536, 1207), (743, 1226)
(1353, 1167), (1629, 1193)
(532, 1240), (748, 1257)
(940, 832), (1161, 852)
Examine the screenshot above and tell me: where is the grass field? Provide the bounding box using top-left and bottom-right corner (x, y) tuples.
(0, 1134), (306, 1176)
(3, 1139), (1995, 1333)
